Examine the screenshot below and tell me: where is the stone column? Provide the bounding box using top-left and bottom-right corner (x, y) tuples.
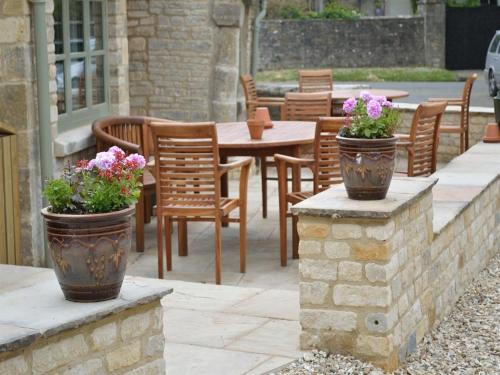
(292, 178), (436, 371)
(211, 1), (243, 123)
(418, 0), (446, 68)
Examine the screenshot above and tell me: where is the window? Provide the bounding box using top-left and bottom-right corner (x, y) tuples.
(54, 0), (109, 132)
(489, 35), (500, 54)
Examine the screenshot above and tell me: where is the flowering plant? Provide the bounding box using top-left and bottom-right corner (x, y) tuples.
(339, 91), (401, 139)
(44, 146), (146, 214)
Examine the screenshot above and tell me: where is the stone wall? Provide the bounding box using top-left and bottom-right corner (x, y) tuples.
(128, 0), (254, 123)
(292, 143), (499, 371)
(0, 300), (165, 374)
(258, 17), (426, 70)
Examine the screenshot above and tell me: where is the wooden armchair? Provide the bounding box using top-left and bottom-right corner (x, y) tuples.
(298, 69), (333, 93)
(428, 73), (476, 154)
(92, 116), (174, 252)
(395, 102), (447, 177)
(240, 74), (284, 119)
(150, 122), (252, 284)
(275, 117), (344, 266)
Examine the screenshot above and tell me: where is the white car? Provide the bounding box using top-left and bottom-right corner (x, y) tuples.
(485, 30), (500, 97)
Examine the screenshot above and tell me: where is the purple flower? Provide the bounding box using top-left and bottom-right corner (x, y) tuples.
(342, 97), (357, 114)
(108, 146), (125, 160)
(360, 91), (372, 102)
(125, 153), (146, 169)
(372, 95), (387, 104)
(90, 151), (116, 171)
(382, 100), (393, 109)
(367, 99), (382, 120)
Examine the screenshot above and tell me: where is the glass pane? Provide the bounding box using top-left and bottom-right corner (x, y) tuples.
(71, 58), (86, 110)
(91, 56), (105, 104)
(69, 0), (84, 53)
(89, 1), (103, 51)
(56, 61), (66, 114)
(54, 1), (63, 54)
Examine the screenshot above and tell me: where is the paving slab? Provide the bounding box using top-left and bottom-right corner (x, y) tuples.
(244, 356), (293, 375)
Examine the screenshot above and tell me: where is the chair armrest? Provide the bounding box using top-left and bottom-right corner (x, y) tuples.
(428, 98), (463, 105)
(258, 97), (285, 103)
(92, 126), (141, 154)
(274, 154), (315, 167)
(218, 157), (253, 176)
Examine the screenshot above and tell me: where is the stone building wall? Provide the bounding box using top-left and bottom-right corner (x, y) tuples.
(128, 0), (254, 122)
(0, 300), (165, 374)
(259, 17), (426, 70)
(293, 144), (499, 371)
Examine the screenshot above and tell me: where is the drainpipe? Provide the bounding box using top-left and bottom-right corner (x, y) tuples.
(251, 0), (267, 78)
(31, 0), (54, 187)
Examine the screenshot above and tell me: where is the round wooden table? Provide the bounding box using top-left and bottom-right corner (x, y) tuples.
(330, 89), (409, 102)
(216, 120), (316, 213)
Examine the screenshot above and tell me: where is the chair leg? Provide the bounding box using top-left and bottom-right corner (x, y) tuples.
(292, 215), (299, 259)
(135, 196), (145, 252)
(156, 214), (163, 279)
(178, 218), (188, 256)
(277, 161), (288, 267)
(239, 205), (247, 273)
(215, 216), (222, 285)
(144, 192), (152, 224)
(165, 216), (172, 272)
(260, 157), (267, 219)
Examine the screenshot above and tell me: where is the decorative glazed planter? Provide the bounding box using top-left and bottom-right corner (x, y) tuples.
(41, 206), (135, 302)
(337, 136), (398, 200)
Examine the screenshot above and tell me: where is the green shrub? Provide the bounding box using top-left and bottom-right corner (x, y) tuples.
(278, 1), (360, 20)
(446, 0), (480, 7)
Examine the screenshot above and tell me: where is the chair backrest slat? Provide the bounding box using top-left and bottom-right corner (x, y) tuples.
(240, 74), (259, 119)
(282, 92), (332, 122)
(150, 122), (220, 214)
(299, 69), (333, 93)
(408, 102), (447, 177)
(313, 117), (344, 193)
(460, 73), (477, 131)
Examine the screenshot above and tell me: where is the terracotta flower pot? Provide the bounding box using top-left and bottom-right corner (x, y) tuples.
(336, 136), (397, 200)
(255, 107), (273, 129)
(247, 119), (265, 140)
(41, 206), (135, 302)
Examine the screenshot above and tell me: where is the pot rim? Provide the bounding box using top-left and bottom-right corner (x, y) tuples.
(336, 135), (399, 142)
(41, 205), (135, 222)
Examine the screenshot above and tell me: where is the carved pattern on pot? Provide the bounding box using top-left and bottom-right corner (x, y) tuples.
(109, 238), (126, 271)
(49, 238), (72, 276)
(340, 153), (395, 184)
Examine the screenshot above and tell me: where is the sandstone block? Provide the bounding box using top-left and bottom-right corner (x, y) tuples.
(298, 222), (330, 239)
(324, 241), (351, 259)
(331, 223), (362, 239)
(366, 220), (395, 241)
(123, 358), (166, 375)
(356, 334), (394, 357)
(301, 309), (357, 332)
(106, 341), (141, 372)
(365, 256), (399, 283)
(300, 259), (337, 281)
(32, 335), (89, 374)
(338, 261), (363, 281)
(152, 306), (164, 331)
(90, 322), (117, 351)
(121, 311), (151, 340)
(298, 240), (321, 255)
(352, 241), (392, 261)
(0, 356), (28, 374)
(300, 281), (329, 305)
(0, 17), (29, 43)
(61, 358), (104, 375)
(364, 307), (397, 334)
(144, 334), (165, 357)
(333, 284), (391, 307)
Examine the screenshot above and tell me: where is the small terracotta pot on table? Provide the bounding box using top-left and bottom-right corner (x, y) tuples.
(247, 119), (265, 140)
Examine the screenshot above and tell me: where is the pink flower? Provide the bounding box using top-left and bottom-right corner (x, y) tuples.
(108, 146), (125, 160)
(382, 100), (393, 109)
(372, 95), (387, 104)
(360, 91), (372, 102)
(367, 99), (382, 120)
(124, 154), (146, 170)
(342, 97), (357, 114)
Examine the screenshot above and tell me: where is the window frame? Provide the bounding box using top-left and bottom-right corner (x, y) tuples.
(55, 0), (110, 132)
(489, 35), (500, 54)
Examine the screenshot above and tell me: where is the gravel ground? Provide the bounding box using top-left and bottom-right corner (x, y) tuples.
(271, 252), (500, 375)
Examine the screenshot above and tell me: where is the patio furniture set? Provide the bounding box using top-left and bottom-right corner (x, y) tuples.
(91, 70), (476, 285)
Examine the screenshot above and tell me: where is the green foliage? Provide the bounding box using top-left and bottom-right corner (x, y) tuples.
(43, 179), (74, 213)
(446, 0), (480, 7)
(279, 1), (360, 20)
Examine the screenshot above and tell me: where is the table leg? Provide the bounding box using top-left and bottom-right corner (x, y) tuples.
(220, 155), (229, 227)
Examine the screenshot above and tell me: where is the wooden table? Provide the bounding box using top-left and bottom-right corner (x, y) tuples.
(330, 89), (409, 102)
(216, 121), (316, 200)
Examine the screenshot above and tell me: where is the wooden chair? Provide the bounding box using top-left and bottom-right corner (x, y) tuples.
(92, 116), (174, 252)
(428, 73), (476, 154)
(240, 74), (285, 119)
(395, 102), (447, 177)
(298, 69), (333, 93)
(275, 117), (344, 266)
(150, 122), (252, 284)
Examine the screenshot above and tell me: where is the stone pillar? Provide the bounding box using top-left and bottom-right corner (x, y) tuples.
(418, 0), (446, 68)
(211, 1), (243, 123)
(292, 178), (436, 371)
